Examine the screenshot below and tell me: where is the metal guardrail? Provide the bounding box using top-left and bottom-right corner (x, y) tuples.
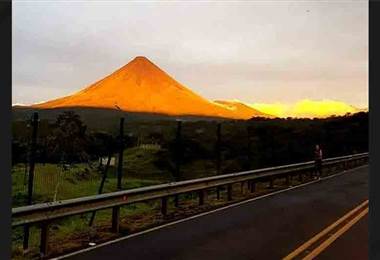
(12, 152), (368, 257)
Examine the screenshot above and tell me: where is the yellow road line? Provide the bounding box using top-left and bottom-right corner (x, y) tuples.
(283, 199), (368, 260)
(303, 206), (368, 260)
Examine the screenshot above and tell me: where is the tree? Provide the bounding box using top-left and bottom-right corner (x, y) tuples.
(47, 111), (89, 163)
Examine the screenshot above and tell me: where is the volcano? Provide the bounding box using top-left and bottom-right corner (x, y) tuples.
(33, 56), (269, 119)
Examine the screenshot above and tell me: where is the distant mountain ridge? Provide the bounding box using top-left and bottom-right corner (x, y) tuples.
(32, 56), (269, 120)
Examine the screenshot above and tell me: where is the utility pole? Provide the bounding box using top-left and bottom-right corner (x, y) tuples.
(23, 112), (38, 251)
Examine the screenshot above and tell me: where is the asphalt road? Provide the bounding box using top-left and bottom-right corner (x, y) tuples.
(318, 214), (368, 260)
(65, 165), (368, 260)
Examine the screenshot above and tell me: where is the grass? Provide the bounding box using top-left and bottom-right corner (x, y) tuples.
(11, 146), (170, 259)
(12, 146), (172, 207)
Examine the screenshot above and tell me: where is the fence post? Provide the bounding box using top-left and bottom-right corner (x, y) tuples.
(216, 123), (222, 199)
(23, 112), (38, 252)
(161, 197), (168, 216)
(112, 117), (124, 233)
(227, 184), (232, 201)
(174, 120), (182, 207)
(89, 153), (112, 226)
(250, 181), (256, 193)
(117, 117), (124, 190)
(298, 172), (303, 182)
(309, 168), (313, 179)
(246, 124), (252, 170)
(199, 190), (204, 205)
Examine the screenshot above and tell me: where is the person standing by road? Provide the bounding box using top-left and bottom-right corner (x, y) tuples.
(314, 144), (323, 179)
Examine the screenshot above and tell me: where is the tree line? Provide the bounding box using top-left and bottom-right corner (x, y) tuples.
(12, 111), (368, 178)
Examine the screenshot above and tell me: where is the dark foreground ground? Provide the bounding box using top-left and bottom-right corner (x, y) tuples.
(63, 165), (368, 260)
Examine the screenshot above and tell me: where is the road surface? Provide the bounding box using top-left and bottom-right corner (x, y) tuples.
(63, 165), (368, 260)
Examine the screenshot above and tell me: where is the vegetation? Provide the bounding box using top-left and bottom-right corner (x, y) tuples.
(12, 110), (368, 185)
(11, 109), (369, 244)
(10, 109), (368, 258)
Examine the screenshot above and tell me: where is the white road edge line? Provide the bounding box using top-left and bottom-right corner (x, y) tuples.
(53, 164), (368, 260)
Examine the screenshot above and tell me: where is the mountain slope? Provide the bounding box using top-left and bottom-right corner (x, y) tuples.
(32, 56), (268, 120)
(214, 100), (274, 119)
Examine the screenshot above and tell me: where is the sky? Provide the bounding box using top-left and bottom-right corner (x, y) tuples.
(12, 0), (368, 112)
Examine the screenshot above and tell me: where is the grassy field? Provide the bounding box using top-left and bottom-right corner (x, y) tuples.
(12, 146), (173, 206)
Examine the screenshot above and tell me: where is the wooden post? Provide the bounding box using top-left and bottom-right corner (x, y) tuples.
(269, 178), (274, 189)
(246, 124), (252, 170)
(199, 190), (204, 205)
(89, 153), (112, 226)
(216, 123), (222, 199)
(117, 117), (124, 190)
(227, 184), (232, 201)
(40, 221), (49, 258)
(23, 112), (38, 251)
(299, 172), (303, 182)
(240, 182), (245, 194)
(174, 195), (179, 208)
(111, 207), (120, 233)
(174, 120), (182, 207)
(161, 197), (168, 216)
(286, 175), (290, 186)
(112, 118), (124, 233)
(250, 181), (256, 193)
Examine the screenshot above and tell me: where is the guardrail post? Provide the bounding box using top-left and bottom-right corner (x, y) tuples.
(325, 164), (331, 175)
(286, 175), (290, 186)
(250, 181), (256, 193)
(216, 186), (221, 200)
(174, 195), (179, 208)
(227, 184), (232, 201)
(161, 197), (168, 216)
(40, 221), (49, 258)
(240, 182), (245, 194)
(199, 190), (204, 205)
(298, 172), (303, 182)
(269, 178), (274, 189)
(309, 169), (313, 179)
(111, 207), (120, 233)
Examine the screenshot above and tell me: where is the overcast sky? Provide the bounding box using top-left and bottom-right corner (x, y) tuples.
(12, 0), (368, 108)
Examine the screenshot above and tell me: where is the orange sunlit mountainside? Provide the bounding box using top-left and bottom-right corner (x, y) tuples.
(32, 56), (268, 120)
(31, 56), (364, 119)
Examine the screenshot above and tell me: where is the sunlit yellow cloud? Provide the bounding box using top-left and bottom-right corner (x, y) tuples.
(247, 99), (364, 118)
